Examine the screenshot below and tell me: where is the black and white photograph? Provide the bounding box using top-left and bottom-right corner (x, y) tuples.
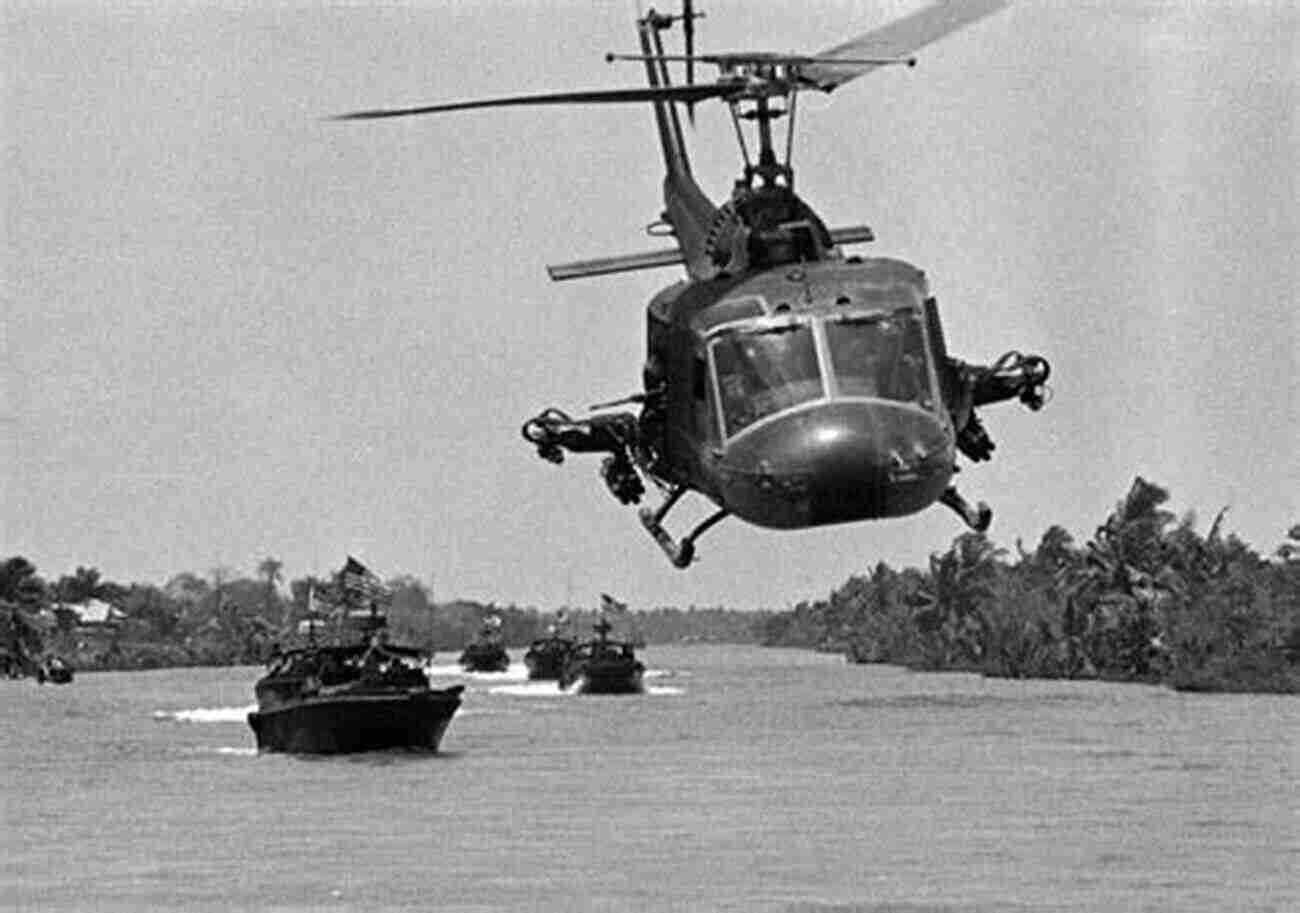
(4, 1), (1297, 910)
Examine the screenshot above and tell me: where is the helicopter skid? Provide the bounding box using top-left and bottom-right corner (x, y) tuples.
(939, 486), (992, 533)
(637, 487), (729, 569)
(639, 508), (695, 568)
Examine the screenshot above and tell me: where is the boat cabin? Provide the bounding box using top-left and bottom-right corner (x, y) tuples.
(257, 644), (429, 707)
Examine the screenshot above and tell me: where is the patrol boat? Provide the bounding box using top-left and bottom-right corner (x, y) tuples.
(523, 626), (576, 681)
(247, 607), (462, 754)
(558, 616), (645, 695)
(458, 615), (510, 673)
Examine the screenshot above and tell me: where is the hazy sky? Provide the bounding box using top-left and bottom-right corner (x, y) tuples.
(4, 0), (1297, 610)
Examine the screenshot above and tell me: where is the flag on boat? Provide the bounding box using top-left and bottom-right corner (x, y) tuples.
(338, 556), (390, 600)
(600, 593), (628, 614)
(340, 555), (376, 585)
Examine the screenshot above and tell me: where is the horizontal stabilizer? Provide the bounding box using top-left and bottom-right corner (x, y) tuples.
(547, 248), (685, 282)
(547, 225), (874, 282)
(830, 225), (875, 245)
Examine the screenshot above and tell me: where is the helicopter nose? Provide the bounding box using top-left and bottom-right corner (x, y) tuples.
(719, 401), (953, 527)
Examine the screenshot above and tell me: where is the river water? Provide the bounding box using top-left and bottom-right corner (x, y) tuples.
(2, 645), (1296, 912)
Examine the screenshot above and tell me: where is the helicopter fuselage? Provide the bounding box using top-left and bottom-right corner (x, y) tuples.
(643, 255), (956, 529)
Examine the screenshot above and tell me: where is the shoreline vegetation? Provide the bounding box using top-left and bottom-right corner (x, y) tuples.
(3, 478), (1297, 694)
(761, 478), (1300, 694)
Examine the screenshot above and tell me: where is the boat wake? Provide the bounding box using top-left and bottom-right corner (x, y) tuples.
(425, 662), (529, 683)
(153, 705), (255, 724)
(484, 680), (685, 697)
(169, 744), (259, 758)
(212, 746), (258, 757)
(486, 681), (573, 697)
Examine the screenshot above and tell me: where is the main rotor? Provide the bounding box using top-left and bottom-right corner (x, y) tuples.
(333, 0), (1008, 150)
(609, 6), (915, 191)
(332, 0), (1010, 278)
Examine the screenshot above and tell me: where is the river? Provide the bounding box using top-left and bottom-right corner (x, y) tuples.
(2, 645), (1296, 912)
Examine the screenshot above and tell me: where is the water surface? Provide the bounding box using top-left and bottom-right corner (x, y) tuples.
(3, 645), (1296, 912)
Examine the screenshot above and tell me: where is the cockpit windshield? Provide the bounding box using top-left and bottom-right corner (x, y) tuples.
(824, 311), (933, 407)
(711, 324), (822, 437)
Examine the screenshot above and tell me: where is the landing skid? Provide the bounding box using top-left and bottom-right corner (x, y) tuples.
(638, 485), (729, 569)
(939, 485), (992, 533)
(522, 407), (730, 568)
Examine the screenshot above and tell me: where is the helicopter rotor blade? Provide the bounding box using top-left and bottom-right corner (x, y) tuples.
(800, 0), (1008, 91)
(332, 83), (731, 121)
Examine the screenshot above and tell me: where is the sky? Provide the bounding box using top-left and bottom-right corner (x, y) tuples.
(4, 0), (1297, 611)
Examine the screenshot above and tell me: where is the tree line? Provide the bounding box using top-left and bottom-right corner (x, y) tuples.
(4, 476), (1296, 692)
(0, 557), (770, 674)
(761, 477), (1300, 693)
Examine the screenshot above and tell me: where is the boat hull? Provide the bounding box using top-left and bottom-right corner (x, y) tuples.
(36, 664), (74, 685)
(247, 686), (463, 754)
(523, 642), (573, 681)
(561, 660), (645, 695)
(458, 644), (510, 673)
(525, 657), (564, 681)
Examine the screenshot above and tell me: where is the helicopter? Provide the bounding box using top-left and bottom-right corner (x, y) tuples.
(336, 0), (1050, 569)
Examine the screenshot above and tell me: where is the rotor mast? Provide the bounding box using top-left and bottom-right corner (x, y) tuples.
(727, 73), (796, 192)
(626, 15), (806, 195)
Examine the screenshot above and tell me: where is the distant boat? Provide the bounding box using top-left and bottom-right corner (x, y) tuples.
(558, 616), (645, 695)
(459, 616), (510, 673)
(247, 562), (462, 754)
(523, 629), (575, 681)
(35, 655), (74, 685)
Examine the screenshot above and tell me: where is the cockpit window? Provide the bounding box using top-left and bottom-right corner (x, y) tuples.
(711, 324), (823, 436)
(825, 311), (933, 407)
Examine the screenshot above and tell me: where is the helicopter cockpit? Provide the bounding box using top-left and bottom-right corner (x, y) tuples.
(707, 305), (937, 440)
(823, 310), (933, 406)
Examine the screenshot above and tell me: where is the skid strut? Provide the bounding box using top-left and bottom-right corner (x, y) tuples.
(638, 485), (729, 569)
(939, 486), (991, 533)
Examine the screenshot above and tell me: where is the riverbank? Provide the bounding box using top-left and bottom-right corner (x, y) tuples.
(761, 480), (1299, 696)
(844, 646), (1300, 695)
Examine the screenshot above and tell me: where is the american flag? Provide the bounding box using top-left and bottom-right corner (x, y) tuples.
(338, 556), (389, 599)
(600, 593), (628, 614)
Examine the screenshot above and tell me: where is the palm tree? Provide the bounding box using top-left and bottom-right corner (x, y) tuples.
(1, 557), (48, 674)
(1067, 477), (1178, 679)
(1, 557), (46, 609)
(912, 533), (1004, 669)
(257, 557), (285, 627)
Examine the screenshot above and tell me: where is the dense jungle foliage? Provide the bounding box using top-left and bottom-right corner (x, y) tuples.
(761, 478), (1300, 693)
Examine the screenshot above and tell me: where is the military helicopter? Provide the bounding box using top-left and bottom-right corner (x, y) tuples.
(336, 0), (1050, 569)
